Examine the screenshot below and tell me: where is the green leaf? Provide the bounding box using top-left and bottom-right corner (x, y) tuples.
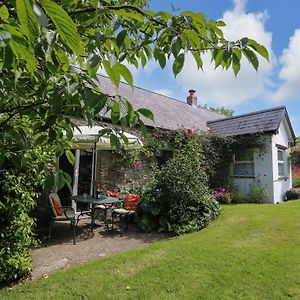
(137, 108), (154, 121)
(0, 30), (11, 47)
(182, 29), (201, 49)
(216, 20), (226, 26)
(33, 3), (49, 27)
(40, 0), (84, 56)
(102, 60), (120, 88)
(55, 171), (66, 192)
(114, 63), (133, 88)
(242, 48), (259, 71)
(232, 52), (240, 76)
(138, 119), (148, 138)
(158, 52), (166, 69)
(16, 0), (38, 42)
(4, 25), (36, 73)
(111, 101), (120, 124)
(110, 134), (121, 151)
(118, 132), (129, 146)
(0, 5), (9, 20)
(65, 149), (75, 165)
(247, 38), (269, 61)
(116, 30), (127, 48)
(192, 51), (203, 69)
(214, 49), (225, 69)
(172, 53), (185, 77)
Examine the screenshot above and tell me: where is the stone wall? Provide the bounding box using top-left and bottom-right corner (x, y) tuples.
(95, 150), (152, 192)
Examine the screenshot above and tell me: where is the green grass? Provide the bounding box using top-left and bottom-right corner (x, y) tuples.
(2, 201), (300, 300)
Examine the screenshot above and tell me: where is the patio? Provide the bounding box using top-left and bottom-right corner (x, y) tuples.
(32, 220), (166, 279)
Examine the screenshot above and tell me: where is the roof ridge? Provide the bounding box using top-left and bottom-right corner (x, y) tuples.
(207, 106), (286, 124)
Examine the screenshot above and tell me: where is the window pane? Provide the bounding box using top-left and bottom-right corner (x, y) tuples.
(236, 150), (254, 161)
(278, 163), (284, 177)
(277, 150), (284, 161)
(233, 163), (254, 176)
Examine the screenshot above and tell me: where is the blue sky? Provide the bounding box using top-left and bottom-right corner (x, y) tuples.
(127, 0), (300, 135)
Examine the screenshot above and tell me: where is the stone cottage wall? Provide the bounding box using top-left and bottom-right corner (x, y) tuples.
(95, 150), (152, 192)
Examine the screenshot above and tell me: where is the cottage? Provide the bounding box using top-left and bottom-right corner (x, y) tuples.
(208, 107), (295, 203)
(66, 75), (295, 204)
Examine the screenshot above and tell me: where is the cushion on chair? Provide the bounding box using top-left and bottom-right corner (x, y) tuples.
(105, 190), (120, 207)
(95, 204), (106, 210)
(51, 196), (64, 216)
(113, 208), (132, 215)
(106, 190), (120, 198)
(123, 193), (140, 211)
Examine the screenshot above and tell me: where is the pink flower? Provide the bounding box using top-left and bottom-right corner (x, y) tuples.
(132, 162), (141, 168)
(185, 128), (195, 135)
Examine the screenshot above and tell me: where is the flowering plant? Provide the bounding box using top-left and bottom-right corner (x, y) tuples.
(213, 188), (226, 199)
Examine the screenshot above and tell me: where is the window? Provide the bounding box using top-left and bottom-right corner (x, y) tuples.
(233, 149), (255, 177)
(277, 148), (285, 177)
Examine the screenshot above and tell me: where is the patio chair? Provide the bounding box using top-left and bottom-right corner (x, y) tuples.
(94, 190), (121, 230)
(112, 193), (140, 236)
(47, 193), (77, 245)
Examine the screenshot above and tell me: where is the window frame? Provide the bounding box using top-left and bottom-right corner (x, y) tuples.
(232, 149), (255, 178)
(277, 147), (286, 178)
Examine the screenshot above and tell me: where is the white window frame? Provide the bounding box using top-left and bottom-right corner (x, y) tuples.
(277, 148), (286, 178)
(232, 149), (255, 177)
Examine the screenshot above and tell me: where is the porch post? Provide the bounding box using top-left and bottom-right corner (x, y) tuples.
(72, 149), (81, 211)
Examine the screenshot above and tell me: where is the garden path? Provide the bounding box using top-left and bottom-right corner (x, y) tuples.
(32, 220), (165, 279)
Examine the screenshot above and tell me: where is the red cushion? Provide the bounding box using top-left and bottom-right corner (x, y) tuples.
(124, 193), (140, 211)
(106, 190), (120, 198)
(104, 191), (120, 207)
(51, 196), (63, 216)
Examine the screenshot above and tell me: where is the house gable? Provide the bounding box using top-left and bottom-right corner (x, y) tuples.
(207, 106), (295, 140)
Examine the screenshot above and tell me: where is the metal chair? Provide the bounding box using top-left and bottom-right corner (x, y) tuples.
(112, 193), (140, 236)
(47, 193), (77, 245)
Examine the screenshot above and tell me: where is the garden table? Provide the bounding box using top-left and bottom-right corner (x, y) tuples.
(72, 195), (120, 235)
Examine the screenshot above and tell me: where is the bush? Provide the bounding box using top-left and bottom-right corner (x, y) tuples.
(292, 175), (300, 188)
(285, 189), (300, 201)
(137, 139), (220, 235)
(230, 189), (246, 204)
(247, 182), (269, 203)
(0, 172), (37, 283)
(0, 144), (48, 284)
(213, 188), (232, 204)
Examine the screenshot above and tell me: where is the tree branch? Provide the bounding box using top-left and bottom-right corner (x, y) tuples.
(0, 100), (48, 128)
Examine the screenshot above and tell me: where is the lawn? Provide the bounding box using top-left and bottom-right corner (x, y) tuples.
(1, 201), (300, 299)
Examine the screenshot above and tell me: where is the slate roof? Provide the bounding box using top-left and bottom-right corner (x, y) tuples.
(207, 106), (296, 139)
(95, 75), (223, 131)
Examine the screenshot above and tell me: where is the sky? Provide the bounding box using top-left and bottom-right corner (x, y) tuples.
(126, 0), (300, 136)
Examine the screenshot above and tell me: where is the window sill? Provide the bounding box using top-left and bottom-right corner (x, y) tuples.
(278, 176), (289, 181)
(231, 175), (255, 179)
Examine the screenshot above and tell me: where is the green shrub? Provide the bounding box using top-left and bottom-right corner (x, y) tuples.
(137, 139), (220, 235)
(230, 189), (246, 204)
(292, 175), (300, 188)
(285, 189), (300, 201)
(0, 172), (37, 283)
(218, 192), (232, 204)
(0, 143), (49, 283)
(247, 183), (269, 203)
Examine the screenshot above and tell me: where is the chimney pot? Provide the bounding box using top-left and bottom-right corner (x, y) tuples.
(187, 89), (197, 107)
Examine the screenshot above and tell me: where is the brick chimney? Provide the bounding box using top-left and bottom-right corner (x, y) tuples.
(187, 89), (197, 107)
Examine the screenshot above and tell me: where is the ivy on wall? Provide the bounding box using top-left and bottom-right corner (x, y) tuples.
(121, 128), (268, 191)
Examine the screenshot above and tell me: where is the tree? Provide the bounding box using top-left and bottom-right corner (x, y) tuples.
(0, 0), (269, 282)
(200, 104), (234, 117)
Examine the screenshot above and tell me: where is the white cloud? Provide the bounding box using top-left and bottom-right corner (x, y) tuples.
(176, 0), (275, 107)
(269, 29), (300, 101)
